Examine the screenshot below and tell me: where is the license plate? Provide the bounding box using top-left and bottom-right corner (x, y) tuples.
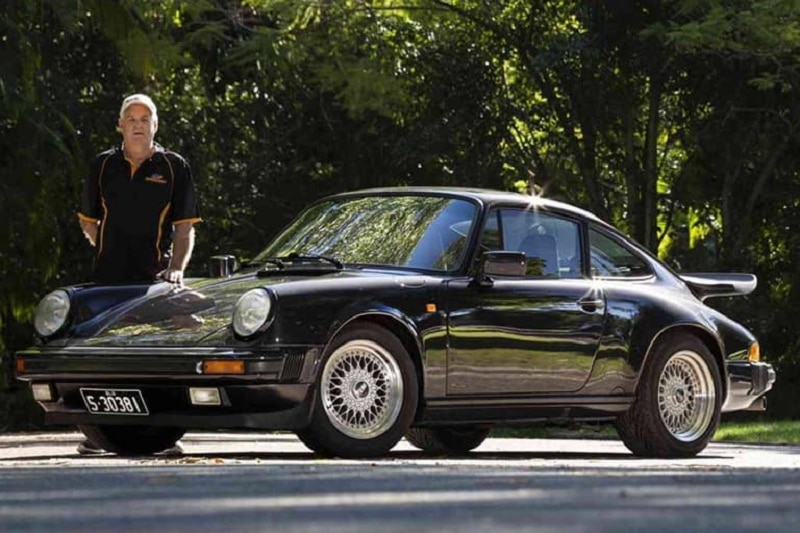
(80, 388), (149, 416)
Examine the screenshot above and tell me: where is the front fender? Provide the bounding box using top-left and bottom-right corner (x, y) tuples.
(328, 300), (424, 360)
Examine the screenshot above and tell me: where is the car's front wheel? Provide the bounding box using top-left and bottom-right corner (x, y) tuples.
(405, 426), (491, 455)
(77, 425), (185, 456)
(614, 333), (722, 458)
(296, 323), (418, 458)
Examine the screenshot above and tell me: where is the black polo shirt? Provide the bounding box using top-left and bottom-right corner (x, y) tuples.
(78, 144), (201, 283)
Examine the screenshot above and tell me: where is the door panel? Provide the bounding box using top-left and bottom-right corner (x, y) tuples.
(446, 278), (605, 394)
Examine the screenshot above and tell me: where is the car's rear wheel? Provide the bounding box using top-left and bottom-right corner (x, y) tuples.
(77, 424), (185, 456)
(296, 323), (418, 458)
(615, 333), (721, 458)
(405, 426), (491, 455)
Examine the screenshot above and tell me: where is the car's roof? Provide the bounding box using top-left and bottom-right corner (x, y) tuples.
(327, 186), (603, 223)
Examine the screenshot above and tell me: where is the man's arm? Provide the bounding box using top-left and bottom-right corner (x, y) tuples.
(160, 222), (195, 284)
(79, 217), (99, 247)
(79, 154), (108, 248)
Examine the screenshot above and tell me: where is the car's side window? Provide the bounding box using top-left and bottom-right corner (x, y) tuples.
(480, 208), (581, 278)
(479, 211), (502, 251)
(589, 227), (652, 278)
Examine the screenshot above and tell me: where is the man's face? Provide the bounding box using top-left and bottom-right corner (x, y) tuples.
(118, 104), (157, 152)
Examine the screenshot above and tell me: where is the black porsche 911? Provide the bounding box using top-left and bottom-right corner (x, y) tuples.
(15, 187), (775, 458)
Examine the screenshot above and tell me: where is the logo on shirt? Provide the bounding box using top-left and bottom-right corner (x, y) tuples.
(145, 174), (168, 184)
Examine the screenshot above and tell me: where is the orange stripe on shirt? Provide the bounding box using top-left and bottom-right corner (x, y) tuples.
(156, 202), (172, 259)
(77, 213), (99, 223)
(173, 217), (202, 225)
(97, 197), (108, 258)
(95, 154), (113, 258)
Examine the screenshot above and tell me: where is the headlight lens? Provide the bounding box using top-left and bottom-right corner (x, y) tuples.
(232, 288), (272, 337)
(34, 290), (71, 337)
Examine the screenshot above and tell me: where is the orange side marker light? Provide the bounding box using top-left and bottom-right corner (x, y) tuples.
(202, 360), (245, 375)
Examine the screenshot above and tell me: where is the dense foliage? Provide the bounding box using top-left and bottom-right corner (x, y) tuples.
(2, 0), (799, 429)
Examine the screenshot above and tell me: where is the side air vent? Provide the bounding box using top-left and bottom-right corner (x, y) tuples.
(280, 353), (305, 382)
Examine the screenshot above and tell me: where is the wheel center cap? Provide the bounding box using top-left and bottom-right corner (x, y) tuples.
(352, 381), (370, 399)
(675, 388), (685, 403)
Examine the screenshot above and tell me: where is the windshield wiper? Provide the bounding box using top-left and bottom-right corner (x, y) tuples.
(282, 253), (344, 269)
(255, 253), (344, 276)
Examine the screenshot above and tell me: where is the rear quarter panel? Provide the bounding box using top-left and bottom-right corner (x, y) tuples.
(587, 277), (752, 396)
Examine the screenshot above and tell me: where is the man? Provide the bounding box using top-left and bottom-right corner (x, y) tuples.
(78, 93), (201, 286)
(75, 93), (201, 454)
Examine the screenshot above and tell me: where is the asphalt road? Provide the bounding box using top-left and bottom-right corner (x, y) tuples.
(1, 431), (800, 532)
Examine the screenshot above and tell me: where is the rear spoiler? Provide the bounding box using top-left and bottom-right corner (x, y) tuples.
(679, 272), (757, 302)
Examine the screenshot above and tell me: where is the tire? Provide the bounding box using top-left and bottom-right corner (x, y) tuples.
(614, 333), (722, 458)
(296, 323), (418, 458)
(78, 424), (185, 456)
(295, 428), (334, 456)
(405, 426), (491, 455)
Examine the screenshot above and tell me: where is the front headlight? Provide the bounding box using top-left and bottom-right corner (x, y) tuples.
(34, 290), (71, 337)
(232, 288), (273, 337)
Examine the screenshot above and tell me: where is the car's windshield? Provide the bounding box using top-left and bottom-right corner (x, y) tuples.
(254, 195), (478, 272)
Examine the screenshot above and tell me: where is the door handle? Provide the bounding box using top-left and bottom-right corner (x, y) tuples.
(578, 298), (604, 312)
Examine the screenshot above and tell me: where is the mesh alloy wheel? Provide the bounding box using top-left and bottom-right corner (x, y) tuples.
(657, 350), (716, 442)
(320, 339), (404, 440)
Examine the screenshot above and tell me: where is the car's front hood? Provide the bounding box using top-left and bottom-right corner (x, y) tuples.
(66, 269), (391, 347)
(63, 275), (256, 347)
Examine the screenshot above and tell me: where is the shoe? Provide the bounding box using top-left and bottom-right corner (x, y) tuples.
(158, 440), (184, 456)
(76, 439), (106, 455)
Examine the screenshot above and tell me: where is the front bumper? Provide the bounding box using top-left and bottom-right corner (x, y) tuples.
(722, 361), (776, 412)
(15, 346), (320, 430)
(33, 382), (314, 429)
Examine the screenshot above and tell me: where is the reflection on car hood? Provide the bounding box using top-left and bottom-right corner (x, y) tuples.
(71, 270), (375, 347)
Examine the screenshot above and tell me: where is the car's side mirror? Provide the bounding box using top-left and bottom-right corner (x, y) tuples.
(209, 255), (237, 278)
(475, 251), (526, 285)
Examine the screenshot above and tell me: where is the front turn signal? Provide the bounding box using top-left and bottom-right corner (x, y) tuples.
(202, 360), (245, 375)
(748, 342), (760, 362)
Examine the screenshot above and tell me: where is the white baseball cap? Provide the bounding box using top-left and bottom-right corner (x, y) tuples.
(119, 93), (157, 120)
